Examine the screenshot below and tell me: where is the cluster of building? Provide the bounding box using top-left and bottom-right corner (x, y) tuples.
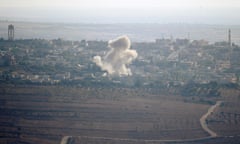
(130, 31), (239, 86)
(0, 24), (239, 87)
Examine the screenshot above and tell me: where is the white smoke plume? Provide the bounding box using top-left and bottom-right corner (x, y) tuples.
(93, 35), (138, 76)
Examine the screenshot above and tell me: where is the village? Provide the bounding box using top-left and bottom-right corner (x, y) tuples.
(1, 26), (240, 144)
(0, 32), (240, 88)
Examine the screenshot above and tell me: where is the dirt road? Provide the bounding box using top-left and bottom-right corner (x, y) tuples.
(60, 101), (223, 144)
(200, 101), (222, 137)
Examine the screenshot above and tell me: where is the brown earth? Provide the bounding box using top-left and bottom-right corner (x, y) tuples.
(207, 88), (240, 136)
(0, 85), (213, 144)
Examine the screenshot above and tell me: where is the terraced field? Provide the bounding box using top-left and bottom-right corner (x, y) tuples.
(0, 85), (210, 144)
(207, 88), (240, 136)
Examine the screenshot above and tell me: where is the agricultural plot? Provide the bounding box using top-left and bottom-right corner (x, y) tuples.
(0, 85), (210, 144)
(207, 88), (240, 136)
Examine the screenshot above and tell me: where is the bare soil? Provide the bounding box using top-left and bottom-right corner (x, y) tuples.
(0, 85), (212, 144)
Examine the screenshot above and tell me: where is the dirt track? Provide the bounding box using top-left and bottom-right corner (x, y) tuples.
(60, 101), (223, 144)
(200, 101), (222, 137)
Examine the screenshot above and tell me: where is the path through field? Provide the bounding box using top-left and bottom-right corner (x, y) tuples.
(200, 101), (222, 137)
(60, 101), (223, 144)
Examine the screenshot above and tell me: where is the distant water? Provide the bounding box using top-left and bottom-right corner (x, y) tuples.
(1, 21), (240, 45)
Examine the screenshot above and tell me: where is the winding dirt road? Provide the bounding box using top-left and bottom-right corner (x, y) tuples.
(60, 101), (223, 144)
(200, 100), (222, 137)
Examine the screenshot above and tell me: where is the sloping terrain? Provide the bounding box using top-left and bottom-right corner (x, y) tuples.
(207, 88), (240, 136)
(0, 85), (210, 144)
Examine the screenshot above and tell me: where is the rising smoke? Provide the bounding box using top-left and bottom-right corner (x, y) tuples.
(93, 35), (138, 76)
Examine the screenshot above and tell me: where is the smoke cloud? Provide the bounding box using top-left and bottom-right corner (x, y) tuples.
(93, 35), (138, 76)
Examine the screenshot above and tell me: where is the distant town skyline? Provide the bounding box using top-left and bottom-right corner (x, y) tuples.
(1, 0), (240, 24)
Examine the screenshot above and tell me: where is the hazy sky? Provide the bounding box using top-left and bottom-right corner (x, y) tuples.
(1, 0), (240, 24)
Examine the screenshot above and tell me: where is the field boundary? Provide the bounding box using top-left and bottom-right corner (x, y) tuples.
(60, 101), (222, 144)
(200, 100), (222, 137)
